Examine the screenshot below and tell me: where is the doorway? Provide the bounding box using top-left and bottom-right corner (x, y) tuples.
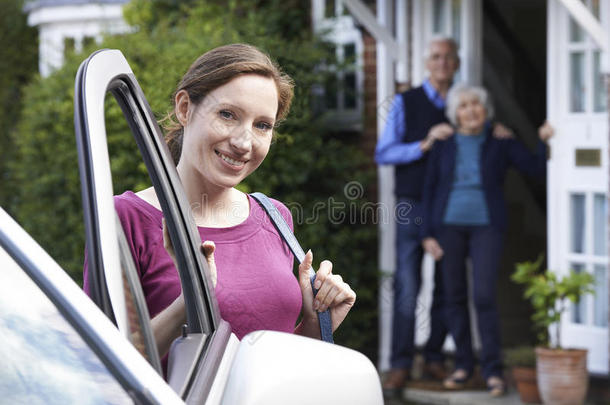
(482, 0), (548, 348)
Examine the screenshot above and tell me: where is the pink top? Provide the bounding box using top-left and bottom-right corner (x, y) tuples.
(84, 191), (302, 341)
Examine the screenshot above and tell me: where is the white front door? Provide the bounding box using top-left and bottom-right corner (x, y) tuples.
(547, 0), (609, 374)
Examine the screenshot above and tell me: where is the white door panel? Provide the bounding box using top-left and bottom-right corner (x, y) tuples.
(547, 0), (609, 374)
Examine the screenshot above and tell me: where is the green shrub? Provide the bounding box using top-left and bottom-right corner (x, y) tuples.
(512, 254), (595, 348)
(0, 0), (38, 213)
(9, 1), (378, 358)
(504, 345), (536, 368)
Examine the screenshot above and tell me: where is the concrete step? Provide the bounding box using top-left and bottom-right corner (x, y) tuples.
(401, 387), (523, 405)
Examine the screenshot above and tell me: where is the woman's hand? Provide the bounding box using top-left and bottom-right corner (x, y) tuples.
(538, 120), (554, 143)
(162, 218), (217, 288)
(295, 250), (356, 338)
(421, 123), (454, 151)
(152, 220), (217, 357)
(422, 237), (444, 261)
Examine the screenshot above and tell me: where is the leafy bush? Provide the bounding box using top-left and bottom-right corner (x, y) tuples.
(0, 0), (38, 212)
(512, 254), (595, 348)
(504, 345), (536, 368)
(9, 1), (378, 358)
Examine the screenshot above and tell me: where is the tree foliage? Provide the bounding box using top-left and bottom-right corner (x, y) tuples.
(10, 1), (378, 358)
(0, 0), (38, 212)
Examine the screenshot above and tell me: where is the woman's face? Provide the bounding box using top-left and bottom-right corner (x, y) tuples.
(176, 74), (278, 190)
(455, 93), (487, 134)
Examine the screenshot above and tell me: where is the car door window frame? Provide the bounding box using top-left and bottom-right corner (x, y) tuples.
(74, 49), (226, 398)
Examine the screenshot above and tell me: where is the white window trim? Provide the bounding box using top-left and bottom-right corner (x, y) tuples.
(312, 0), (365, 130)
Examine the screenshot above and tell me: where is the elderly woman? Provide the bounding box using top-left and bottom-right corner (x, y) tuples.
(420, 84), (553, 396)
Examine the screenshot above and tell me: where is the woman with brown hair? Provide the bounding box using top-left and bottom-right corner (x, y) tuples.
(84, 44), (355, 368)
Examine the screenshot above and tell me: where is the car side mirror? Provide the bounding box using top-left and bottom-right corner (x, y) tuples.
(221, 331), (383, 405)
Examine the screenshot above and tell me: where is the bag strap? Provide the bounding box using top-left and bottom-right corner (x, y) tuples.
(250, 192), (334, 344)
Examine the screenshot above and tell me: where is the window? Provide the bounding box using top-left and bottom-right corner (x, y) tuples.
(593, 51), (607, 112)
(430, 0), (462, 83)
(327, 42), (359, 112)
(432, 0), (448, 34)
(313, 1), (363, 128)
(568, 192), (608, 329)
(571, 263), (587, 324)
(593, 193), (607, 256)
(570, 52), (586, 113)
(318, 40), (363, 127)
(0, 248), (133, 404)
(451, 0), (461, 44)
(593, 264), (608, 327)
(570, 193), (586, 253)
(319, 39), (361, 115)
(432, 0), (462, 39)
(567, 0), (606, 114)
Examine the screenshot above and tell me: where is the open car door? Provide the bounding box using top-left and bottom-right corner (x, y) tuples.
(74, 49), (230, 401)
(74, 48), (383, 405)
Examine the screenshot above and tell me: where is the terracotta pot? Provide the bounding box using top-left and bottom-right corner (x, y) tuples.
(535, 347), (588, 405)
(512, 366), (542, 404)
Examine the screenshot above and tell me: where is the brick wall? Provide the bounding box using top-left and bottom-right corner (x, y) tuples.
(362, 31), (378, 174)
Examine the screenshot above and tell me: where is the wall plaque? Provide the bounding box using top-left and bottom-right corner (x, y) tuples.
(575, 149), (601, 167)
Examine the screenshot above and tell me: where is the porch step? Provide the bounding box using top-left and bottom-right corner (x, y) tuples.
(401, 388), (522, 405)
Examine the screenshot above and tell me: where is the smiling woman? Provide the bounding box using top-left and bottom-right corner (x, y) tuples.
(174, 74), (278, 216)
(83, 43), (356, 374)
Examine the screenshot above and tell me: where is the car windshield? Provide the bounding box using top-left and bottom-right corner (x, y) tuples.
(0, 246), (134, 405)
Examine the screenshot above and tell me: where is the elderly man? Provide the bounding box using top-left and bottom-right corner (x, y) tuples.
(376, 36), (459, 392)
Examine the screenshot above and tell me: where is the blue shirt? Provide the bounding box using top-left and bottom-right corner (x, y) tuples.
(375, 79), (447, 165)
(443, 132), (490, 225)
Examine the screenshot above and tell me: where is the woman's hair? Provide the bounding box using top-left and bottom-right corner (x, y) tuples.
(162, 43), (294, 164)
(445, 83), (494, 127)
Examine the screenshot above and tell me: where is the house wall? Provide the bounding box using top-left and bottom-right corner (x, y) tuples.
(27, 2), (129, 77)
(340, 0), (610, 373)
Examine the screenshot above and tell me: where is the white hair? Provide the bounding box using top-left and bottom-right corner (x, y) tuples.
(424, 35), (459, 60)
(445, 84), (494, 126)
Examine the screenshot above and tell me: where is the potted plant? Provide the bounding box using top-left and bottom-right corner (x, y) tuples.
(512, 255), (595, 405)
(504, 345), (541, 404)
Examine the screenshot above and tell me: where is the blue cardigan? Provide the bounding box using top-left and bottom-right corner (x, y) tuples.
(421, 129), (547, 238)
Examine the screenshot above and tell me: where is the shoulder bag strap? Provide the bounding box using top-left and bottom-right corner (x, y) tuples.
(250, 192), (333, 344)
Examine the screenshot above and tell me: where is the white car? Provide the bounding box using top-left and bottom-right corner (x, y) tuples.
(0, 49), (383, 404)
